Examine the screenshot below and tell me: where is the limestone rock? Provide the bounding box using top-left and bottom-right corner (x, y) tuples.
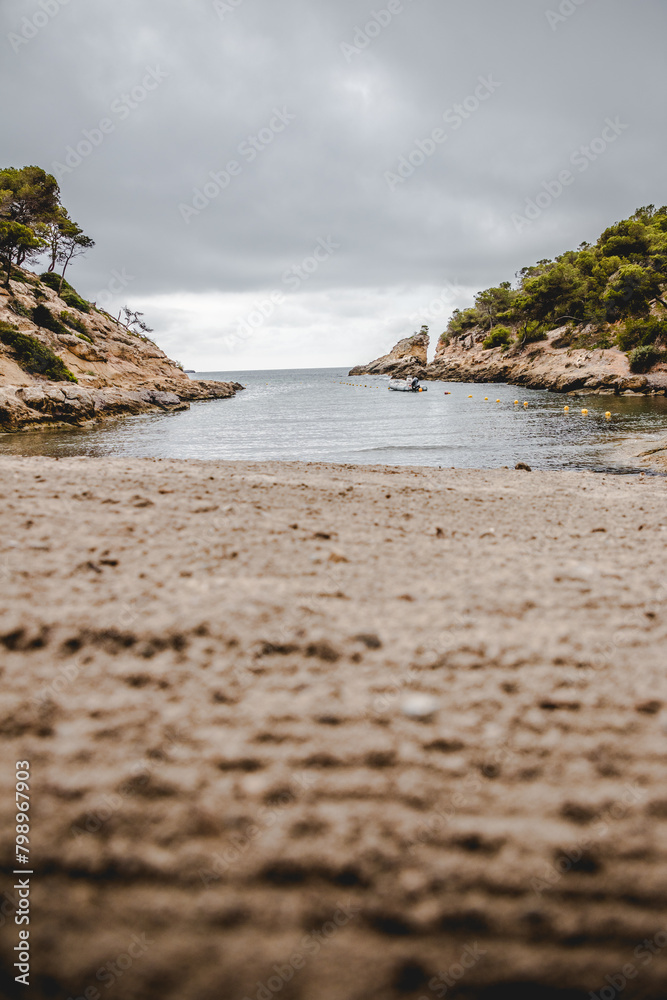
(0, 267), (246, 432)
(426, 325), (667, 395)
(349, 328), (429, 377)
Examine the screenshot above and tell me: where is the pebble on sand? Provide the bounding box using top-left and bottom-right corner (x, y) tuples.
(401, 694), (440, 720)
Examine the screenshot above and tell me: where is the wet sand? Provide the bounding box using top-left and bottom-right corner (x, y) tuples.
(1, 456), (666, 1000)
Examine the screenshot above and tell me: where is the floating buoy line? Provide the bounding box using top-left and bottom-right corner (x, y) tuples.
(334, 382), (614, 417)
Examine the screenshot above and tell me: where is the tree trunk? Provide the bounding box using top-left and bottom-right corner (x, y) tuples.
(58, 252), (73, 294)
(2, 254), (12, 288)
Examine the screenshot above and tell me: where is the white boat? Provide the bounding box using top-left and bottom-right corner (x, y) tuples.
(388, 380), (427, 392)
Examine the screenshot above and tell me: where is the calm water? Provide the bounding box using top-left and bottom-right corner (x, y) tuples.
(2, 367), (667, 472)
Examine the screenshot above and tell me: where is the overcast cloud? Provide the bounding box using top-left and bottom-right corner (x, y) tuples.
(1, 0), (665, 370)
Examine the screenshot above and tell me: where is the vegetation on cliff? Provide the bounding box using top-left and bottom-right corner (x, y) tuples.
(442, 206), (667, 372)
(0, 320), (78, 382)
(0, 165), (94, 291)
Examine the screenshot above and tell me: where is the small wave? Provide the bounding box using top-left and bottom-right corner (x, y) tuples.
(354, 443), (470, 453)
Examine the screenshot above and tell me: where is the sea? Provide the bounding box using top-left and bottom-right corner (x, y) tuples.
(2, 367), (667, 472)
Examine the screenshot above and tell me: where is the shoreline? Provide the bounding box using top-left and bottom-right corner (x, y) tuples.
(0, 267), (245, 432)
(3, 377), (667, 476)
(2, 455), (667, 998)
(0, 379), (244, 434)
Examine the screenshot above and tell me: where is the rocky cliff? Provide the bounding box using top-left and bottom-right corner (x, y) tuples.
(428, 325), (667, 394)
(349, 327), (429, 377)
(0, 267), (243, 431)
(351, 325), (667, 394)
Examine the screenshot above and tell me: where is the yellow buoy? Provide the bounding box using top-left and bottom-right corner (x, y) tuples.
(605, 411), (612, 418)
(496, 399), (500, 403)
(523, 402), (528, 407)
(564, 406), (569, 412)
(581, 409), (588, 415)
(468, 394), (473, 398)
(484, 397), (489, 401)
(514, 400), (519, 405)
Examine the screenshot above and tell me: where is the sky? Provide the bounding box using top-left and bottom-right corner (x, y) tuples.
(1, 0), (666, 371)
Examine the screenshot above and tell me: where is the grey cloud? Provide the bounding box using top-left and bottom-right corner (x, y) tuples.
(1, 0), (666, 364)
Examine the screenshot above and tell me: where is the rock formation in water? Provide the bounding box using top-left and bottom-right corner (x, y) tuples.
(0, 267), (243, 431)
(349, 326), (429, 377)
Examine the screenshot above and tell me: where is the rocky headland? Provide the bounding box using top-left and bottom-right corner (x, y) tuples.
(428, 325), (667, 394)
(0, 267), (243, 432)
(353, 206), (667, 395)
(349, 326), (429, 379)
(351, 326), (667, 395)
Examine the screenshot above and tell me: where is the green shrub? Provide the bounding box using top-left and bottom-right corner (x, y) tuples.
(628, 345), (665, 373)
(517, 324), (548, 347)
(482, 326), (512, 349)
(8, 297), (30, 318)
(39, 271), (69, 293)
(447, 307), (483, 336)
(557, 327), (614, 350)
(32, 304), (69, 337)
(39, 272), (91, 312)
(0, 321), (77, 382)
(617, 317), (667, 352)
(59, 310), (88, 335)
(5, 269), (39, 287)
(61, 288), (90, 313)
(576, 332), (614, 350)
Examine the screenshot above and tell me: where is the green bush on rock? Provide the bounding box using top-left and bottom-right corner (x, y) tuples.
(32, 304), (69, 337)
(0, 321), (78, 382)
(617, 317), (667, 352)
(39, 272), (91, 313)
(59, 310), (88, 335)
(482, 326), (512, 349)
(628, 345), (665, 373)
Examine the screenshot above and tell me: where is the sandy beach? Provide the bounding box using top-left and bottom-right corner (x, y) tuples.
(1, 456), (667, 1000)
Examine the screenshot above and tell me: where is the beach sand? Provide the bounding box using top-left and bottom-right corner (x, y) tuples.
(1, 456), (666, 1000)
